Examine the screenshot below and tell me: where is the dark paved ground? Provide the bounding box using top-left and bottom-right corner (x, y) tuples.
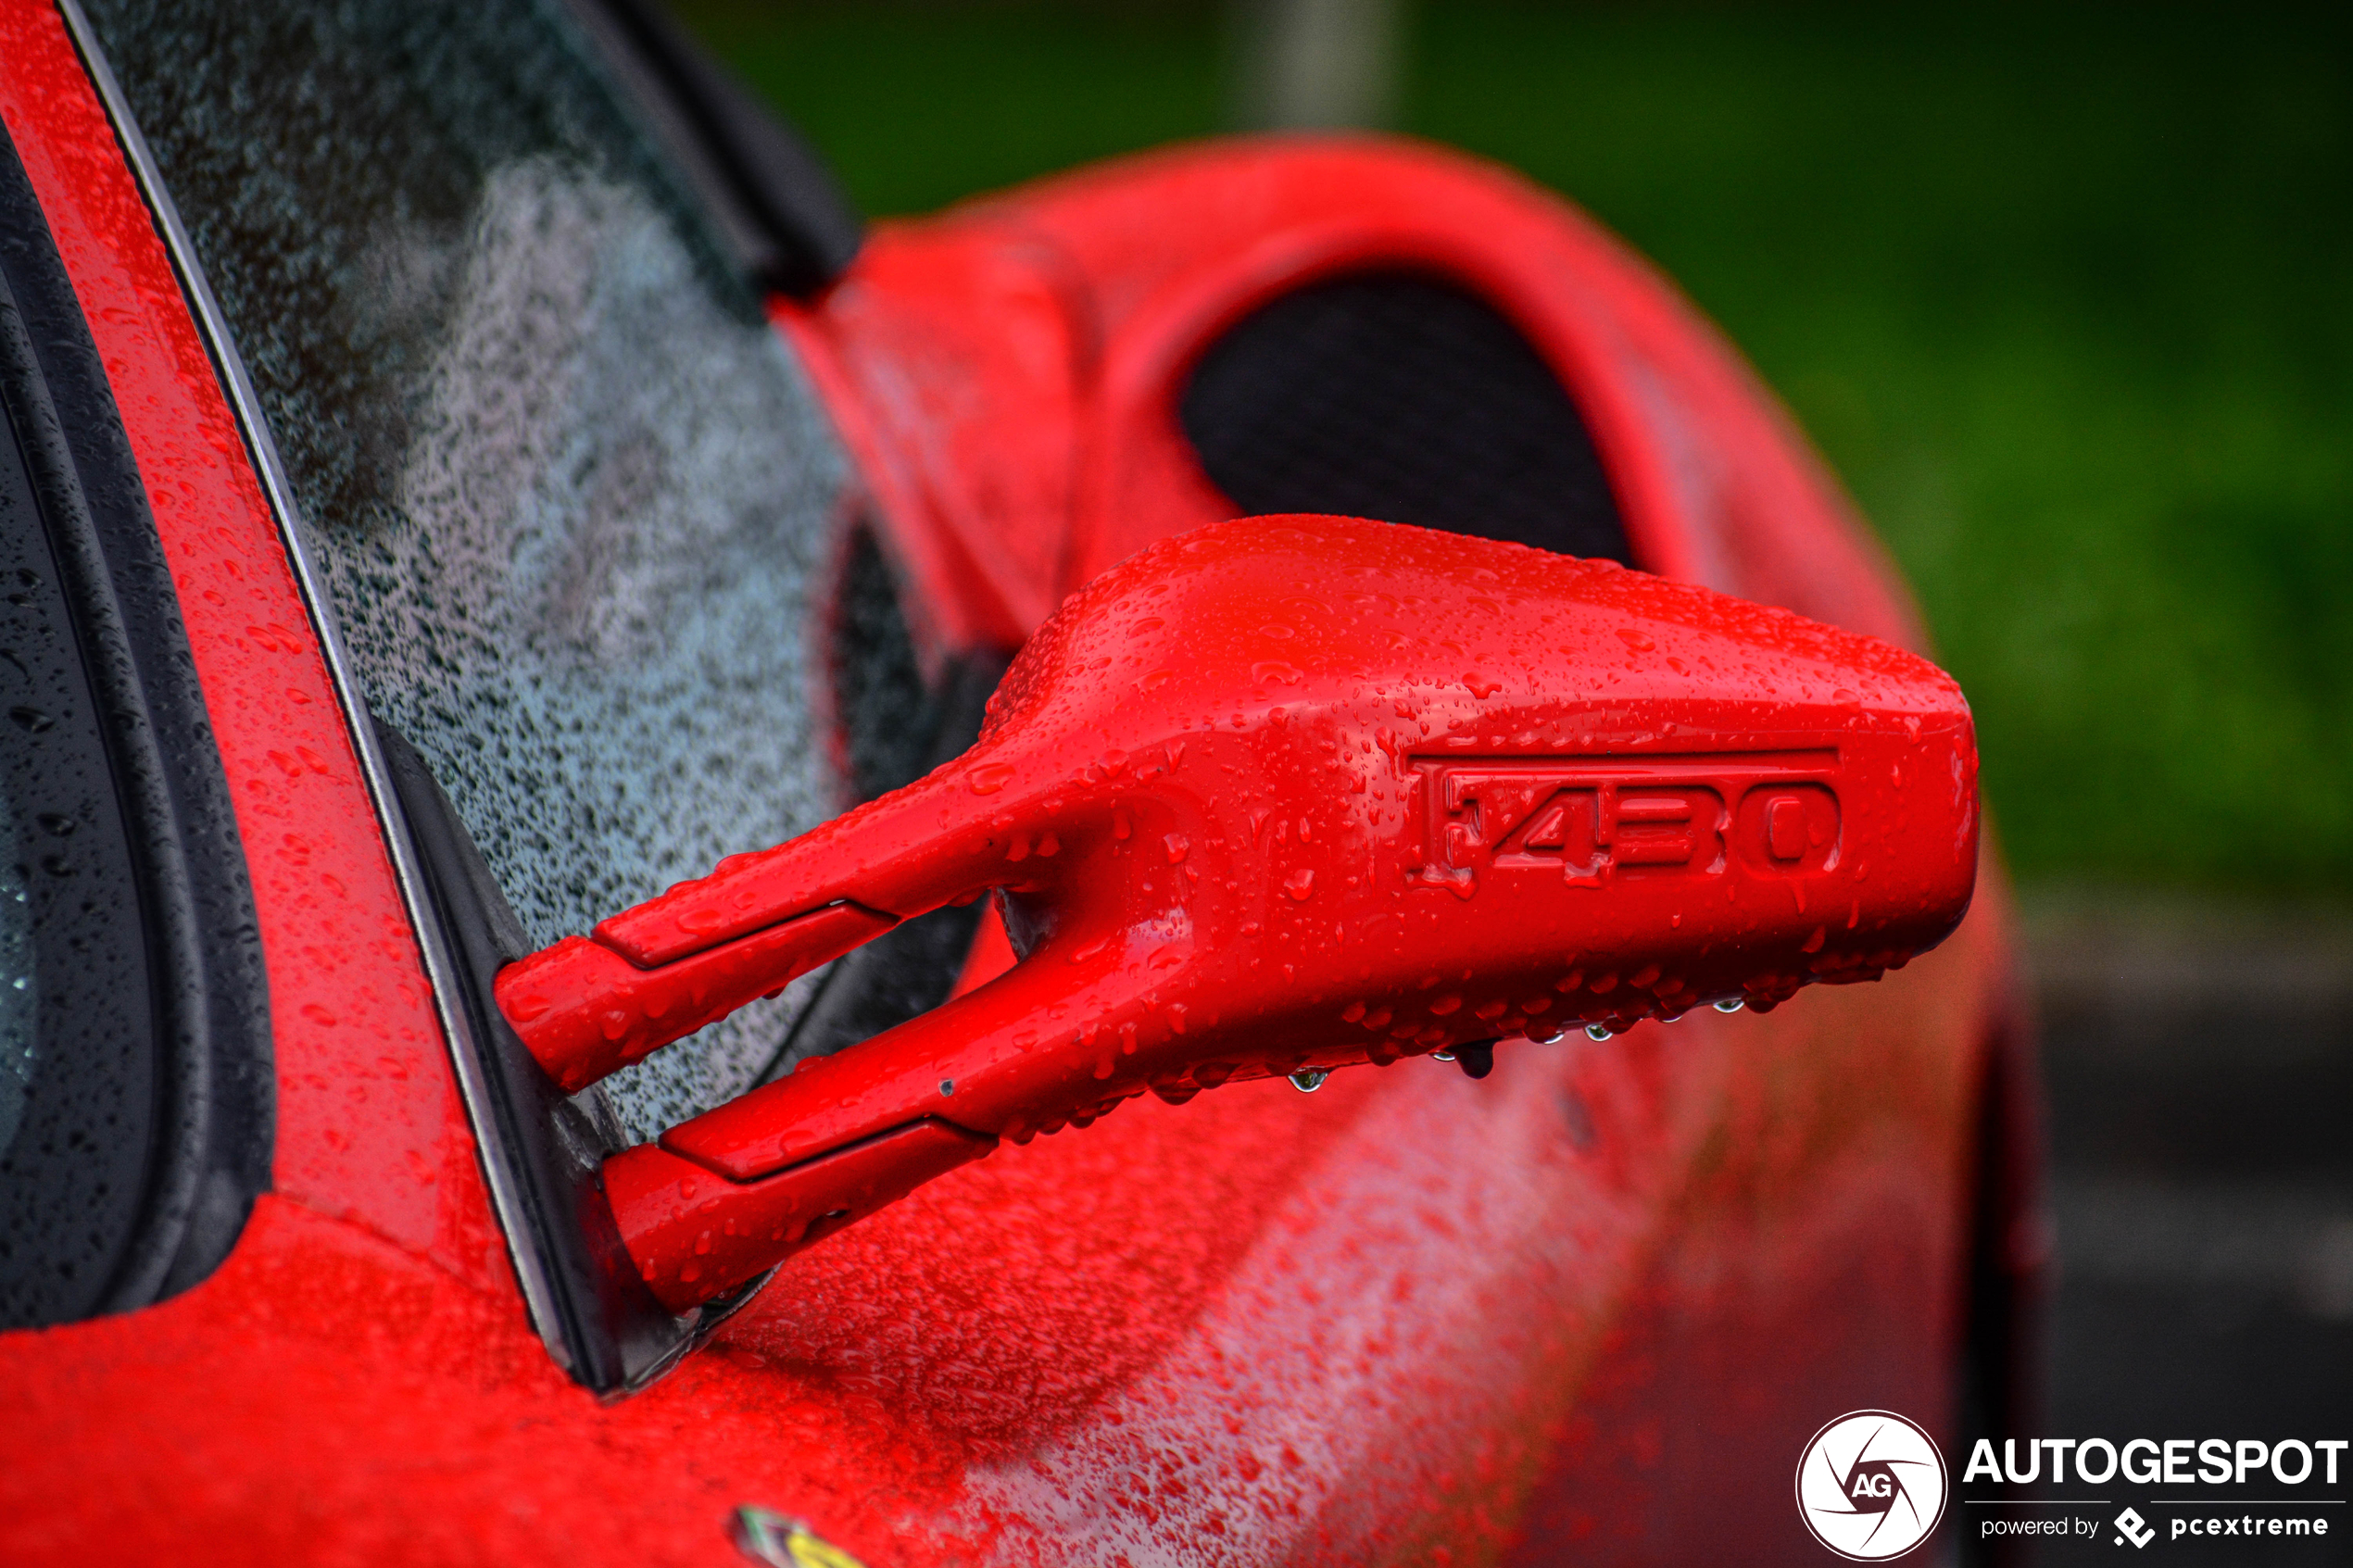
(2022, 894), (2352, 1564)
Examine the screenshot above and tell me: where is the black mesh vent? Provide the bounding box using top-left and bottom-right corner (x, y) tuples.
(1178, 270), (1632, 564)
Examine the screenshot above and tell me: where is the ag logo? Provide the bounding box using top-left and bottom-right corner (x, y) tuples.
(1795, 1411), (1949, 1561)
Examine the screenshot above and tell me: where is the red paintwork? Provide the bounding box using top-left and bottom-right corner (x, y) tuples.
(0, 7), (2025, 1562)
(505, 517), (1977, 1311)
(505, 899), (898, 1092)
(774, 140), (1926, 664)
(775, 215), (1088, 666)
(947, 899), (1018, 997)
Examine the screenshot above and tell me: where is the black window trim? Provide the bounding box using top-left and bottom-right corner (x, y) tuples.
(556, 0), (863, 297)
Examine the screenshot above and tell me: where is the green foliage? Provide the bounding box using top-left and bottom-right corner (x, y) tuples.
(680, 1), (2353, 894)
(675, 2), (1224, 214)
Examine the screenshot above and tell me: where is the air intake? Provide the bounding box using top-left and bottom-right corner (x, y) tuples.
(1179, 270), (1631, 564)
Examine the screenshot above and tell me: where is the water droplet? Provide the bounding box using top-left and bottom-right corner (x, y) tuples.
(1284, 869), (1315, 900)
(967, 760), (1016, 796)
(1289, 1068), (1328, 1092)
(938, 1079), (954, 1096)
(9, 707), (53, 734)
(1164, 832), (1189, 863)
(1585, 1022), (1614, 1042)
(1714, 997), (1745, 1013)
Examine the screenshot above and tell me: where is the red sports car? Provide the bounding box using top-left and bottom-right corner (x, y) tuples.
(0, 0), (2034, 1562)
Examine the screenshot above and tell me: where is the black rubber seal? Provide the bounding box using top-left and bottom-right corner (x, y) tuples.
(374, 717), (762, 1394)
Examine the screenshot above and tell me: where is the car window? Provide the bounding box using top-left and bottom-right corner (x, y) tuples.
(81, 0), (857, 1138)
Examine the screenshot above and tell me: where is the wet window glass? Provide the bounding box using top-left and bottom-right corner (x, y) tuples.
(82, 0), (854, 1138)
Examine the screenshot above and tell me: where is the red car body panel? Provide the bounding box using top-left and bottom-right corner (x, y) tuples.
(0, 2), (2020, 1562)
(778, 140), (1929, 665)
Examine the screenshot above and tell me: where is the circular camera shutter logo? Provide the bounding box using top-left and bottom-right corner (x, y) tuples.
(1795, 1410), (1949, 1561)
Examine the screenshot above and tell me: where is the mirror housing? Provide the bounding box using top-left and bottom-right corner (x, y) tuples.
(497, 516), (1978, 1310)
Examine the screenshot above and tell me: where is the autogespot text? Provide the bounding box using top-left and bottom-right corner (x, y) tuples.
(1964, 1437), (2347, 1487)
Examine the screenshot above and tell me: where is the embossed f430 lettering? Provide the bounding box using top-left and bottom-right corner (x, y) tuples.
(1411, 753), (1841, 895)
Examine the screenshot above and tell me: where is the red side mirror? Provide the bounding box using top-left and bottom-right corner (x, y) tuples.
(495, 516), (1978, 1310)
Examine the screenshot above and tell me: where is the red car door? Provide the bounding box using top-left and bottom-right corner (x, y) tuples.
(0, 0), (2031, 1562)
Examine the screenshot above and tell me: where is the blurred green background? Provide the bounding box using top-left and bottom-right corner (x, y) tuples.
(679, 1), (2353, 898)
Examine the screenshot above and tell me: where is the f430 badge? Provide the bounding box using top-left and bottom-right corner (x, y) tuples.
(1408, 750), (1842, 896)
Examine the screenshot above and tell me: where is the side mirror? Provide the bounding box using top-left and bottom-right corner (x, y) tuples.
(496, 516), (1978, 1310)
